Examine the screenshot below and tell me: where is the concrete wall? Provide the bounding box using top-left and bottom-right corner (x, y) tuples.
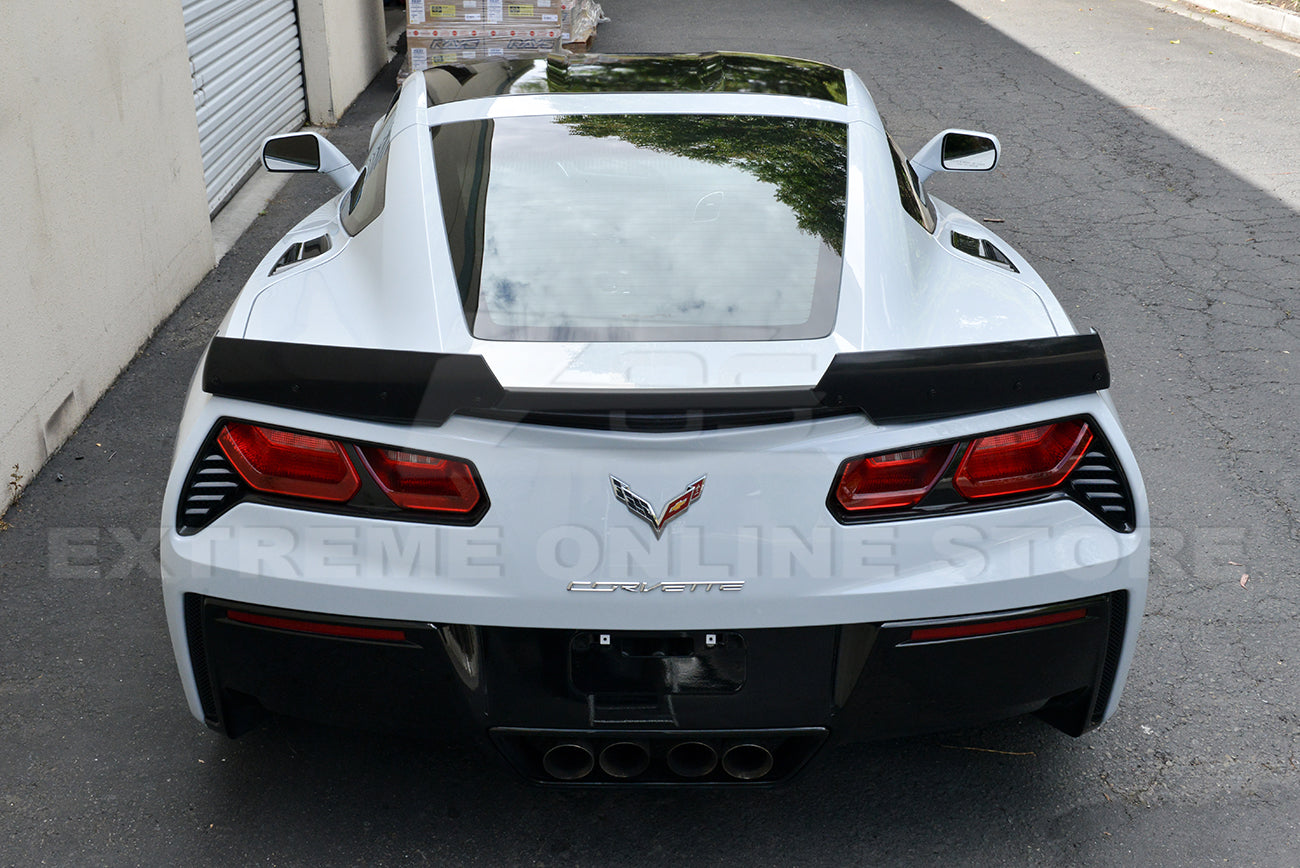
(0, 2), (215, 516)
(0, 0), (384, 517)
(298, 0), (388, 125)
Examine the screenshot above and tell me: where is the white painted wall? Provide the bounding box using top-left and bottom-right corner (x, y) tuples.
(298, 0), (388, 125)
(0, 2), (215, 514)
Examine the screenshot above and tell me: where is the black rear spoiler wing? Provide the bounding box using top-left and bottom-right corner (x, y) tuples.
(203, 333), (1109, 427)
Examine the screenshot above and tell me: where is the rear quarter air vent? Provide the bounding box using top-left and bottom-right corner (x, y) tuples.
(270, 234), (332, 275)
(177, 448), (245, 535)
(1066, 445), (1137, 533)
(951, 231), (1019, 272)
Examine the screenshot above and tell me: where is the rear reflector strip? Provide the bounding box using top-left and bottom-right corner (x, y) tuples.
(908, 607), (1087, 642)
(225, 609), (407, 642)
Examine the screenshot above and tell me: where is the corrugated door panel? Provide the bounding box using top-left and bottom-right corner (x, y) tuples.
(184, 0), (307, 213)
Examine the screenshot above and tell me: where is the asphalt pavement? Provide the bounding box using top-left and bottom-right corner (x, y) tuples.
(1, 1), (1297, 865)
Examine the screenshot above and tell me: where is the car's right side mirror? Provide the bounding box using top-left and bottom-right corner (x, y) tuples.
(262, 132), (359, 192)
(910, 130), (1001, 183)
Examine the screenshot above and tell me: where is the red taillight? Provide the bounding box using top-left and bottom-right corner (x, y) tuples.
(835, 444), (956, 511)
(358, 446), (481, 513)
(217, 422), (360, 502)
(953, 420), (1092, 498)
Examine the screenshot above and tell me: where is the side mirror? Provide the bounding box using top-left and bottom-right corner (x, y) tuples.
(262, 132), (360, 192)
(910, 130), (1001, 183)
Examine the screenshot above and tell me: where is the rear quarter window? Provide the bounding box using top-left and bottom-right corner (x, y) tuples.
(341, 105), (399, 236)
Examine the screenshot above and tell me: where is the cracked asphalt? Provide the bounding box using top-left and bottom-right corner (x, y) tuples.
(1, 0), (1297, 864)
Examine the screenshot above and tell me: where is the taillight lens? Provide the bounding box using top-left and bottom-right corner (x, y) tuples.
(953, 420), (1092, 498)
(835, 444), (956, 511)
(358, 446), (481, 513)
(218, 422), (360, 501)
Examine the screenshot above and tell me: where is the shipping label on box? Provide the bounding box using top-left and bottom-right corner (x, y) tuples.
(484, 0), (552, 23)
(507, 3), (558, 19)
(412, 0), (555, 27)
(410, 49), (476, 71)
(409, 1), (493, 24)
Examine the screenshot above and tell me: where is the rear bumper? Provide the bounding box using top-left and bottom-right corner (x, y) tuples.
(185, 590), (1127, 784)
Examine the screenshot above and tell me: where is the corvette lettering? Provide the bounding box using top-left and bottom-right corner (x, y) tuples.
(567, 581), (744, 593)
(610, 474), (706, 539)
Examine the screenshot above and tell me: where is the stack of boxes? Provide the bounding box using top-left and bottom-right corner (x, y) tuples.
(406, 1), (560, 72)
(404, 0), (601, 75)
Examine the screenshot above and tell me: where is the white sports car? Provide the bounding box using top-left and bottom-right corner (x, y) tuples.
(161, 53), (1149, 784)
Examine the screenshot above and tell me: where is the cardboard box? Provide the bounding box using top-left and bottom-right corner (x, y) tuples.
(407, 0), (560, 27)
(406, 32), (560, 73)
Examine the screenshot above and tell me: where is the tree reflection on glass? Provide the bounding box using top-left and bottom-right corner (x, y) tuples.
(556, 114), (848, 254)
(545, 53), (848, 104)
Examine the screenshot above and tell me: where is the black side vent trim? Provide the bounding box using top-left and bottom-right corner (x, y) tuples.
(184, 594), (219, 724)
(270, 234), (332, 275)
(1090, 591), (1129, 727)
(177, 446), (245, 535)
(1066, 442), (1136, 533)
(951, 231), (1019, 272)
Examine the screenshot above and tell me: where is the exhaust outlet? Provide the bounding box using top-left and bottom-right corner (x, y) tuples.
(598, 741), (652, 779)
(542, 742), (595, 780)
(721, 743), (774, 780)
(666, 741), (719, 778)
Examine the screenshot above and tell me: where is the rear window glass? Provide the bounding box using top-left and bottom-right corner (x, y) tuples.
(432, 114), (847, 342)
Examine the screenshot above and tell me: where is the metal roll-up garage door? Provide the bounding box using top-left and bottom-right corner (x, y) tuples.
(183, 0), (307, 213)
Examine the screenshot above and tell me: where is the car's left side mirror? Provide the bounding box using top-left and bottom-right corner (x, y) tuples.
(910, 130), (1001, 183)
(262, 132), (359, 192)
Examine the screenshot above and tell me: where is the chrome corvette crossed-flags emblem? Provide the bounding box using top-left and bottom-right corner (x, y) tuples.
(610, 475), (706, 539)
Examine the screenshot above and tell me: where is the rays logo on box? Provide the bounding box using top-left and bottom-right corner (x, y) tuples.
(506, 38), (556, 50)
(610, 475), (706, 540)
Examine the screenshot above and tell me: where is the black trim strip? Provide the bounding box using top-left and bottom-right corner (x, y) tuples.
(203, 333), (1109, 427)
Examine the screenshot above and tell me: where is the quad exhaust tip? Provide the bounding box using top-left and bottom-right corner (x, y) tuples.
(666, 741), (719, 778)
(599, 740), (652, 779)
(721, 743), (775, 780)
(542, 742), (595, 781)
